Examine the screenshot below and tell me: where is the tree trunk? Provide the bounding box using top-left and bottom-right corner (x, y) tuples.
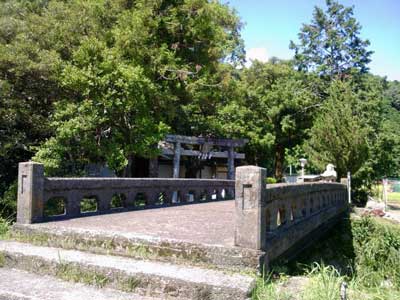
(274, 144), (285, 181)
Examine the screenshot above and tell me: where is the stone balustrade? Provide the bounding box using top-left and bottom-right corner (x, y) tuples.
(234, 166), (348, 264)
(17, 162), (234, 223)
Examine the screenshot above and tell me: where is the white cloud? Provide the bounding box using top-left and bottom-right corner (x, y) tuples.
(245, 47), (268, 67)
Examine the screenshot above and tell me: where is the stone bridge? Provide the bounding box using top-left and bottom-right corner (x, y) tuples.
(0, 162), (348, 300)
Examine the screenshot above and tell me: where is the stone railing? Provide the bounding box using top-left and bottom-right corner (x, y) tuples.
(234, 166), (348, 264)
(17, 162), (234, 224)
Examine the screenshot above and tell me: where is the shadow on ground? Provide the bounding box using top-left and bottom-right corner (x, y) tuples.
(271, 215), (355, 277)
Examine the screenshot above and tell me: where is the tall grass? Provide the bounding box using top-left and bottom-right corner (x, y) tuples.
(301, 264), (343, 300)
(0, 217), (10, 239)
(253, 216), (400, 300)
(252, 273), (292, 300)
(352, 217), (400, 288)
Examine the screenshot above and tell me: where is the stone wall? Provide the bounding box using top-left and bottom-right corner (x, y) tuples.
(234, 166), (348, 264)
(17, 162), (235, 224)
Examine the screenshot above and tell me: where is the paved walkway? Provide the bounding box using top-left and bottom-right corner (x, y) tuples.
(41, 200), (236, 246)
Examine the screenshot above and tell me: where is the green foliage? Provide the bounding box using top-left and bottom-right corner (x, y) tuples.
(252, 273), (292, 300)
(44, 197), (66, 217)
(305, 80), (370, 179)
(0, 0), (244, 186)
(266, 177), (277, 184)
(290, 0), (373, 77)
(0, 217), (10, 240)
(297, 216), (400, 289)
(27, 0), (244, 175)
(218, 59), (319, 178)
(256, 216), (400, 300)
(301, 264), (342, 300)
(80, 197), (98, 213)
(0, 182), (17, 220)
(385, 80), (400, 111)
(351, 217), (400, 288)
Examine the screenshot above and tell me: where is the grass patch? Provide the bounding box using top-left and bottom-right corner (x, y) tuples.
(372, 183), (400, 202)
(252, 273), (293, 300)
(0, 252), (5, 267)
(118, 277), (141, 292)
(253, 216), (400, 300)
(56, 261), (109, 288)
(0, 217), (10, 240)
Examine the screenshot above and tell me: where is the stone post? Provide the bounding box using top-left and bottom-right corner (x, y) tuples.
(17, 162), (45, 224)
(234, 166), (267, 250)
(172, 142), (181, 178)
(227, 146), (235, 180)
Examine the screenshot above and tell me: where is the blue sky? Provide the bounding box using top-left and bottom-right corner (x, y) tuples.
(225, 0), (400, 81)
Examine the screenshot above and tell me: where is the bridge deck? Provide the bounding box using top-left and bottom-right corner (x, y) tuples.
(39, 200), (235, 247)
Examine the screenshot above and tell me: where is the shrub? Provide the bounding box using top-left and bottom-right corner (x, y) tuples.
(0, 182), (17, 221)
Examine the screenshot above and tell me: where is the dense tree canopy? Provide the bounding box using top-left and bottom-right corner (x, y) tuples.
(305, 80), (370, 179)
(218, 59), (319, 179)
(0, 0), (244, 177)
(290, 0), (373, 78)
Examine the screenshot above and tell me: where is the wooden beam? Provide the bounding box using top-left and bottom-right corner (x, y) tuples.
(161, 148), (245, 159)
(165, 134), (248, 147)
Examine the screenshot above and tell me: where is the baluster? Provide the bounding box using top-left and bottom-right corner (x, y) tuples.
(98, 191), (112, 212)
(146, 190), (158, 206)
(281, 203), (289, 226)
(265, 208), (272, 238)
(269, 206), (278, 231)
(179, 189), (189, 203)
(126, 191), (136, 208)
(301, 197), (306, 217)
(207, 188), (216, 201)
(164, 191), (174, 205)
(67, 190), (81, 218)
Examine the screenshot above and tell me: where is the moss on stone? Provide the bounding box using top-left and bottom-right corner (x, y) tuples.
(0, 252), (5, 267)
(56, 262), (109, 288)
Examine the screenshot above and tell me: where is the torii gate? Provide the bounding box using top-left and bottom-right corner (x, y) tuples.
(155, 135), (248, 180)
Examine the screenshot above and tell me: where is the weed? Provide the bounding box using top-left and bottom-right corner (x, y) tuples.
(0, 252), (5, 267)
(0, 217), (10, 239)
(119, 276), (141, 292)
(56, 255), (109, 288)
(301, 263), (343, 300)
(253, 216), (400, 300)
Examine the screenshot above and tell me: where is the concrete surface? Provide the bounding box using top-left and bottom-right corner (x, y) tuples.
(0, 268), (162, 300)
(30, 201), (236, 247)
(0, 240), (255, 300)
(12, 222), (263, 271)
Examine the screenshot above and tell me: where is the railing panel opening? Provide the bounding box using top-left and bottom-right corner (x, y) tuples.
(135, 193), (147, 207)
(80, 196), (98, 213)
(111, 193), (126, 209)
(155, 192), (167, 205)
(44, 197), (66, 217)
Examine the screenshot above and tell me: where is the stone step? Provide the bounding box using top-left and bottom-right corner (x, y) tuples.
(0, 268), (164, 300)
(0, 240), (255, 300)
(11, 223), (263, 272)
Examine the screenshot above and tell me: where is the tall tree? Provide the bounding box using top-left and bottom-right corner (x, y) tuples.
(218, 59), (319, 179)
(289, 0), (373, 78)
(28, 0), (244, 176)
(385, 80), (400, 111)
(305, 80), (373, 180)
